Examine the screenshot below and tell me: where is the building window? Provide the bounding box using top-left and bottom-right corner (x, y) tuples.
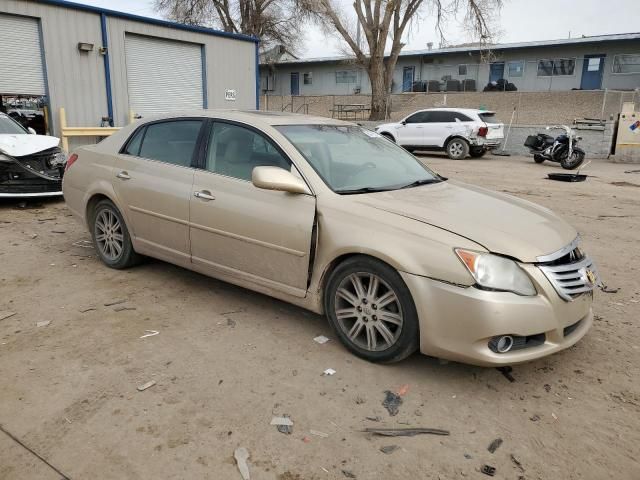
(303, 72), (313, 85)
(336, 70), (357, 84)
(537, 58), (575, 76)
(458, 64), (467, 76)
(612, 54), (640, 74)
(507, 60), (524, 77)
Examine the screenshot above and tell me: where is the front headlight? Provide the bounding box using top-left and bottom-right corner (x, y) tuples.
(0, 153), (14, 163)
(455, 249), (536, 296)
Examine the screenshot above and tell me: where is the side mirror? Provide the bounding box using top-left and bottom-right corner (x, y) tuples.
(401, 120), (407, 125)
(252, 166), (311, 195)
(27, 127), (36, 134)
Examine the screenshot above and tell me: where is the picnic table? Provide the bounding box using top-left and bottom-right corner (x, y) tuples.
(330, 103), (371, 120)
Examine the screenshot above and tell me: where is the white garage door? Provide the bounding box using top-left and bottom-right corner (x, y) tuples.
(0, 14), (46, 95)
(125, 34), (204, 118)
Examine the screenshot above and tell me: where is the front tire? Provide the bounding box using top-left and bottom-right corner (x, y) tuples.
(90, 199), (141, 269)
(560, 149), (585, 170)
(446, 138), (470, 160)
(534, 153), (546, 164)
(325, 256), (419, 363)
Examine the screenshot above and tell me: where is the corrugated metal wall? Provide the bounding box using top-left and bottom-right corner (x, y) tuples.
(0, 0), (257, 150)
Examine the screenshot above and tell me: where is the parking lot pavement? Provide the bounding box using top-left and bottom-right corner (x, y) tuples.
(1, 155), (639, 479)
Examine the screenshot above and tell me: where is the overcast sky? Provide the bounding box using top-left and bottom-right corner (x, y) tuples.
(82, 0), (639, 58)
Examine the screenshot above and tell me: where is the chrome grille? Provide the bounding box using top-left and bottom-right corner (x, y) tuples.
(538, 255), (600, 301)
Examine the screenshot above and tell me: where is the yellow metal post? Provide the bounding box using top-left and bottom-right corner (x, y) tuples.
(59, 107), (69, 152)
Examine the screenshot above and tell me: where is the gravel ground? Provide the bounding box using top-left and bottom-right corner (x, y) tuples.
(1, 154), (639, 480)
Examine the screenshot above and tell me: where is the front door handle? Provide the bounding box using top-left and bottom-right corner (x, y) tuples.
(194, 190), (215, 201)
(116, 171), (131, 180)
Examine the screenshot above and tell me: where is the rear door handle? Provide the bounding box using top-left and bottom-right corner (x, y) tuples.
(194, 190), (215, 201)
(116, 171), (131, 180)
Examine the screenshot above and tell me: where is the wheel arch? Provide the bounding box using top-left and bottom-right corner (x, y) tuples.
(444, 135), (470, 148)
(379, 131), (396, 143)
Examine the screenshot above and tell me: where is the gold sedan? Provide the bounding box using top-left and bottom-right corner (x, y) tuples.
(63, 111), (600, 366)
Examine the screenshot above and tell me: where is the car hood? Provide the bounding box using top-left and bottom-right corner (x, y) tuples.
(354, 180), (576, 262)
(0, 134), (60, 157)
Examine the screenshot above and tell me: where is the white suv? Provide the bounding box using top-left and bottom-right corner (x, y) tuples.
(375, 108), (504, 159)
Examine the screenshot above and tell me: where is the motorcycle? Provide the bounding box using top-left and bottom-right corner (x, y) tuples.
(524, 125), (586, 170)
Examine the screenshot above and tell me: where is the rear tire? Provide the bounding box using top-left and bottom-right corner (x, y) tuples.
(90, 199), (142, 269)
(446, 138), (470, 160)
(325, 256), (419, 363)
(469, 148), (486, 158)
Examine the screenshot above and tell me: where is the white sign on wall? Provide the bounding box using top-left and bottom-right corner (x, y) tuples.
(225, 89), (237, 101)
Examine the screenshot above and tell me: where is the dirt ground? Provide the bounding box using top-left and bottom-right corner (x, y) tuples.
(1, 154), (639, 480)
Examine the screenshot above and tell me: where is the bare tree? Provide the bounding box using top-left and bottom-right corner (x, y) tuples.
(154, 0), (305, 51)
(303, 0), (502, 120)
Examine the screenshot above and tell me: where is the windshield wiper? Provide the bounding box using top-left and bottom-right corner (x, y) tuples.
(335, 186), (396, 195)
(397, 178), (442, 189)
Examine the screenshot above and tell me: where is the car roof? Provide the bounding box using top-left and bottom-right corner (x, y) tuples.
(415, 108), (495, 115)
(133, 109), (356, 128)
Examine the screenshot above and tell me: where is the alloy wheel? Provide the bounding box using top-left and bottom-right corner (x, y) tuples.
(449, 141), (464, 157)
(94, 209), (124, 261)
(334, 272), (404, 352)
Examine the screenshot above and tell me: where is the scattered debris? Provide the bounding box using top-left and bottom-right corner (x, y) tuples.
(78, 307), (96, 313)
(271, 416), (293, 434)
(365, 416), (381, 422)
(551, 412), (558, 421)
(322, 368), (336, 376)
(72, 240), (93, 248)
(480, 465), (496, 476)
(487, 438), (503, 453)
(226, 318), (236, 327)
(510, 454), (525, 473)
(104, 299), (126, 307)
(396, 384), (410, 396)
(464, 453), (472, 459)
(382, 390), (403, 416)
(600, 285), (620, 294)
(234, 447), (251, 480)
(114, 305), (136, 312)
(341, 469), (356, 478)
(624, 169), (640, 174)
(302, 436), (310, 443)
(313, 335), (330, 344)
(530, 414), (541, 422)
(610, 181), (640, 188)
(543, 384), (551, 392)
(51, 230), (66, 234)
(0, 312), (17, 322)
(363, 427), (450, 437)
(36, 321), (51, 328)
(379, 445), (399, 454)
(355, 396), (366, 405)
(31, 234), (38, 239)
(310, 429), (328, 438)
(140, 330), (159, 339)
(137, 380), (156, 391)
(497, 366), (516, 383)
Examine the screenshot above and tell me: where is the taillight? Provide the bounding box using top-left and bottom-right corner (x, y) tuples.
(65, 153), (78, 171)
(478, 126), (488, 137)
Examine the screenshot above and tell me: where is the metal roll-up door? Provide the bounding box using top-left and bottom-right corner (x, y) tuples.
(0, 14), (46, 95)
(125, 34), (203, 118)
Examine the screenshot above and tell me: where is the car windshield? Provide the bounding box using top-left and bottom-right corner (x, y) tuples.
(0, 114), (28, 134)
(276, 125), (441, 194)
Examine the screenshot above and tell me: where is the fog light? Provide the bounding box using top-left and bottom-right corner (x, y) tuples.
(489, 335), (514, 353)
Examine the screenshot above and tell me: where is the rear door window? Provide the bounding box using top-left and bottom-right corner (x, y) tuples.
(137, 120), (203, 167)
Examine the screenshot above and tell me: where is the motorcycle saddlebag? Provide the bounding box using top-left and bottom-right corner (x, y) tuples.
(524, 135), (543, 148)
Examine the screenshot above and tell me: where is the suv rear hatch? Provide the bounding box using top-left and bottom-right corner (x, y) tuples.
(478, 111), (504, 140)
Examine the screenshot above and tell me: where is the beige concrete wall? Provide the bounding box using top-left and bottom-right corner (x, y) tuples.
(261, 90), (639, 125)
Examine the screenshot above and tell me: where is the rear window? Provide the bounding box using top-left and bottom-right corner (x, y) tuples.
(478, 112), (501, 123)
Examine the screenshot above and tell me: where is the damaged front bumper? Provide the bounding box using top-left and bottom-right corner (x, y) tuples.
(0, 147), (66, 197)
